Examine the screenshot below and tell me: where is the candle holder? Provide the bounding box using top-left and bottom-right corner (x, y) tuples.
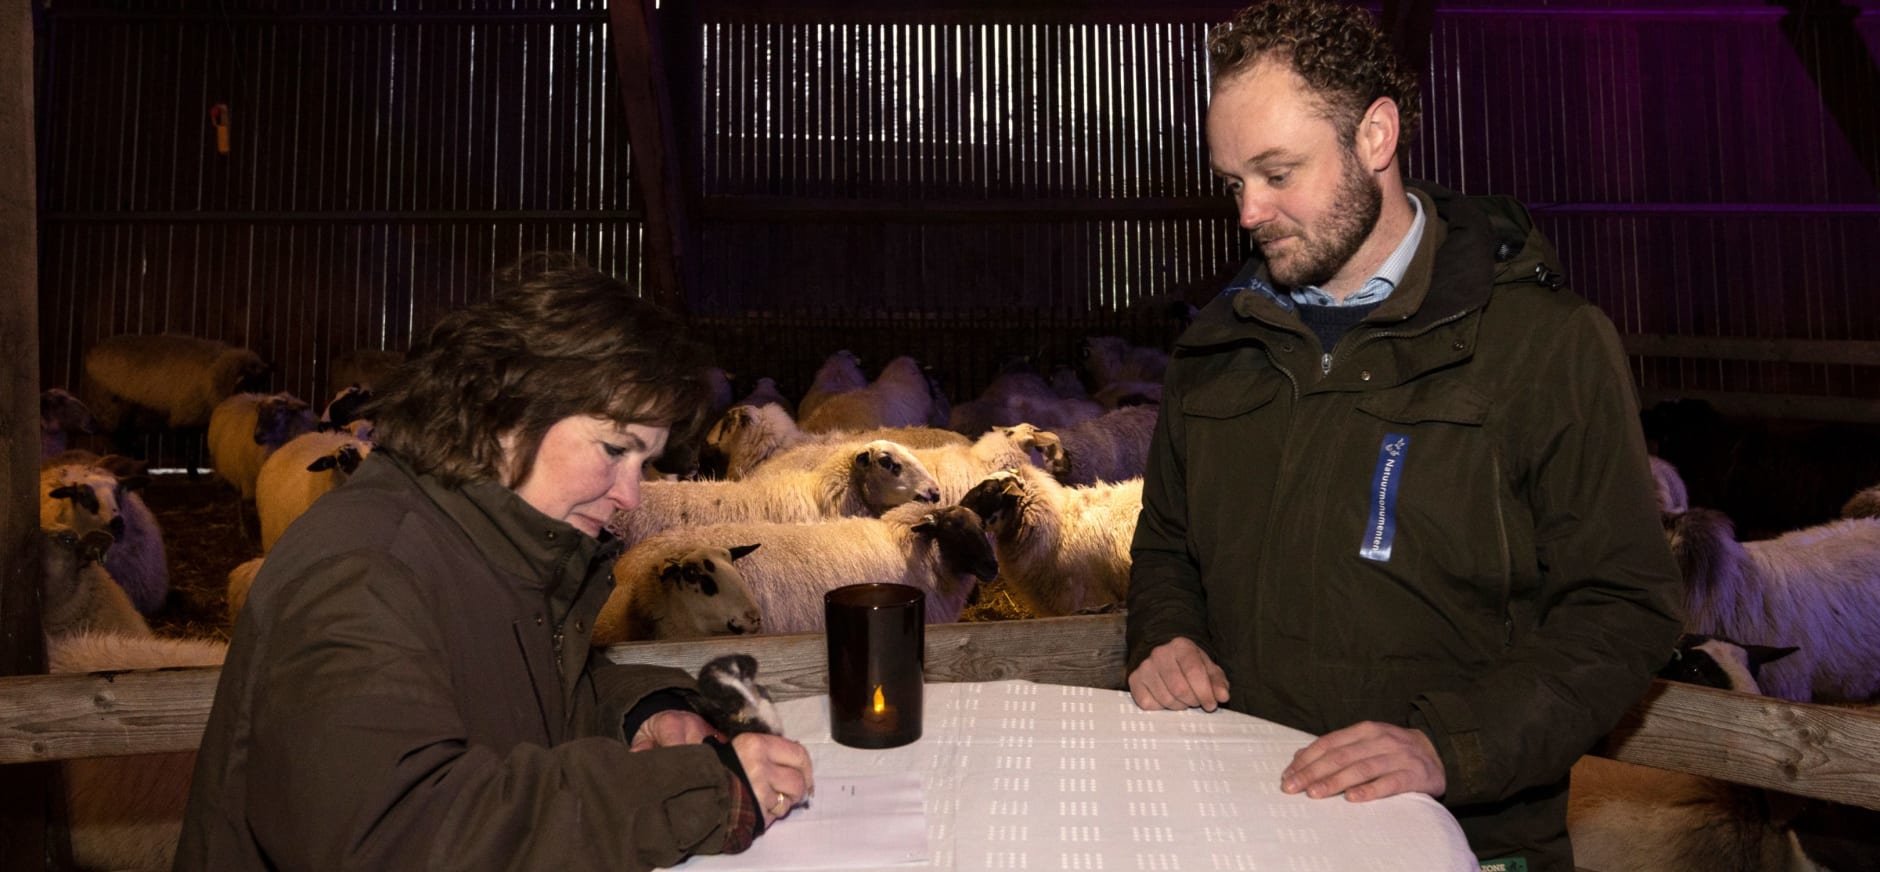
(824, 583), (925, 749)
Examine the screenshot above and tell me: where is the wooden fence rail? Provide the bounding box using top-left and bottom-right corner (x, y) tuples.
(1, 615), (1877, 812)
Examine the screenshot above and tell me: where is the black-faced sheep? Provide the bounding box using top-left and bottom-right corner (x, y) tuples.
(603, 502), (998, 637)
(49, 631), (228, 872)
(703, 402), (968, 480)
(208, 392), (316, 500)
(753, 429), (1040, 506)
(1080, 335), (1168, 388)
(39, 526), (151, 639)
(40, 459), (168, 615)
(318, 384), (375, 436)
(998, 405), (1158, 486)
(801, 355), (938, 434)
(796, 349), (867, 424)
(959, 465), (1141, 616)
(82, 333), (270, 433)
(593, 545), (766, 643)
(609, 439), (943, 547)
(1667, 508), (1880, 704)
(1568, 636), (1820, 872)
(257, 430), (374, 552)
(40, 388), (97, 459)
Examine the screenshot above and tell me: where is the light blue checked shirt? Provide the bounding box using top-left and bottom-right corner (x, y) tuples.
(1287, 193), (1426, 308)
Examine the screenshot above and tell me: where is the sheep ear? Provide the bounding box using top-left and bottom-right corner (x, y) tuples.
(307, 456), (338, 472)
(48, 485), (81, 500)
(727, 543), (761, 561)
(911, 513), (939, 535)
(117, 473), (151, 492)
(1746, 644), (1800, 667)
(853, 451), (870, 468)
(659, 561), (687, 586)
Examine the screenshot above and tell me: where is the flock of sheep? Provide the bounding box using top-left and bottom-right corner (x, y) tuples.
(29, 329), (1880, 871)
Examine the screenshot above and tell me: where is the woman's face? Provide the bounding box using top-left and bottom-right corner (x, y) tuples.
(507, 416), (670, 538)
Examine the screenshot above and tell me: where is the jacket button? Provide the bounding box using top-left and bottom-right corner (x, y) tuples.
(1360, 370), (1373, 381)
(1452, 340), (1466, 351)
(546, 531), (557, 541)
(535, 615), (545, 626)
(574, 620), (586, 632)
(1279, 342), (1294, 352)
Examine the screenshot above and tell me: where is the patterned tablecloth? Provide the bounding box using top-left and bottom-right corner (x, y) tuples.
(680, 680), (1477, 872)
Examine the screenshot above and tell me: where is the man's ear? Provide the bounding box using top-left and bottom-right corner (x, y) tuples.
(1358, 96), (1400, 172)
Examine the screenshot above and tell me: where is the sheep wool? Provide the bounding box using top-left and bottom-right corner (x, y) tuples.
(796, 349), (866, 423)
(596, 545), (765, 644)
(40, 528), (153, 640)
(706, 402), (968, 480)
(40, 388), (96, 460)
(83, 333), (268, 430)
(1842, 483), (1880, 520)
(257, 430), (374, 552)
(1081, 335), (1168, 388)
(209, 392), (317, 500)
(800, 355), (935, 434)
(1001, 405), (1158, 487)
(960, 465), (1142, 617)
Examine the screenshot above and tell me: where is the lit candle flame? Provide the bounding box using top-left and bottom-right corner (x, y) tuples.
(872, 685), (886, 714)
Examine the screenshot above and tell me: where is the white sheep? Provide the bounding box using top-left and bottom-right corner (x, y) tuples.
(592, 545), (766, 644)
(39, 527), (152, 639)
(49, 631), (228, 872)
(999, 405), (1159, 486)
(800, 355), (935, 433)
(704, 402), (968, 480)
(958, 465), (1142, 617)
(1568, 636), (1820, 872)
(257, 430), (374, 552)
(948, 370), (1104, 437)
(796, 349), (867, 423)
(40, 388), (96, 459)
(82, 333), (269, 432)
(226, 556), (265, 624)
(753, 429), (1039, 506)
(40, 458), (168, 615)
(733, 376), (795, 417)
(602, 502), (998, 638)
(1081, 335), (1168, 388)
(208, 392), (316, 500)
(1651, 455), (1691, 514)
(1668, 507), (1880, 703)
(328, 347), (404, 396)
(1842, 483), (1880, 520)
(608, 440), (943, 547)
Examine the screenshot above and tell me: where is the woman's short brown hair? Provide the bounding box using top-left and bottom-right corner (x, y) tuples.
(1208, 0), (1421, 155)
(369, 253), (713, 489)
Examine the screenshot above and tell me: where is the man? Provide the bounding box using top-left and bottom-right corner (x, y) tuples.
(1124, 2), (1684, 869)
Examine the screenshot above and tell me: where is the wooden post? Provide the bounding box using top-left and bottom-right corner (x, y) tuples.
(0, 1), (63, 868)
(608, 0), (701, 311)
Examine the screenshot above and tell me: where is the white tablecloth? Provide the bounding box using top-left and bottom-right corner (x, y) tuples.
(680, 680), (1477, 871)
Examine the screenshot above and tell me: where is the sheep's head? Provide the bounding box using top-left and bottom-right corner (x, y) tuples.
(1658, 633), (1798, 695)
(40, 464), (136, 540)
(999, 424), (1071, 479)
(306, 441), (372, 479)
(816, 349), (866, 388)
(40, 388), (96, 436)
(850, 440), (941, 510)
(959, 469), (1027, 535)
(216, 348), (272, 395)
(319, 385), (374, 432)
(255, 393), (315, 447)
(654, 544), (764, 638)
(1663, 507), (1746, 602)
(912, 505), (999, 582)
(1080, 336), (1129, 383)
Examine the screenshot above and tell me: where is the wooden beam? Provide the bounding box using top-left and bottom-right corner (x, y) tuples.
(1776, 1), (1880, 194)
(699, 194), (1235, 223)
(1623, 334), (1880, 367)
(691, 0), (1249, 24)
(1635, 389), (1880, 426)
(608, 0), (699, 310)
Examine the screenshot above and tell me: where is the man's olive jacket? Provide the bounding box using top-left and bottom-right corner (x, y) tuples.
(1127, 182), (1684, 871)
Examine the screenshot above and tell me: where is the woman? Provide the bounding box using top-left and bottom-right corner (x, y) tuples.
(176, 256), (812, 870)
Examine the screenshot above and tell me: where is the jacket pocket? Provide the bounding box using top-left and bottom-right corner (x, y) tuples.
(1181, 376), (1281, 419)
(1353, 382), (1489, 427)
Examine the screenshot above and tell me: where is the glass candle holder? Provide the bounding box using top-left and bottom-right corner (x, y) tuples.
(824, 583), (925, 749)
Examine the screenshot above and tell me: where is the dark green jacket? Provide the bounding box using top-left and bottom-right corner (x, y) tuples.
(176, 452), (748, 871)
(1127, 183), (1684, 871)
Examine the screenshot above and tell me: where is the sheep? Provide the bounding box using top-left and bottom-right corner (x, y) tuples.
(1667, 507), (1880, 704)
(959, 465), (1142, 617)
(226, 556), (265, 623)
(328, 347), (404, 396)
(1651, 455), (1691, 515)
(1081, 335), (1168, 388)
(948, 368), (1104, 438)
(207, 392), (316, 500)
(601, 502), (998, 638)
(1091, 380), (1163, 409)
(734, 376), (795, 417)
(82, 333), (269, 432)
(257, 430), (374, 552)
(800, 355), (936, 433)
(607, 440), (943, 547)
(1567, 636), (1821, 872)
(703, 402), (969, 480)
(40, 458), (168, 615)
(998, 405), (1158, 486)
(754, 429), (1039, 506)
(40, 387), (96, 459)
(593, 545), (765, 643)
(48, 631), (228, 872)
(796, 349), (867, 424)
(1842, 483), (1880, 520)
(39, 526), (152, 639)
(319, 384), (374, 434)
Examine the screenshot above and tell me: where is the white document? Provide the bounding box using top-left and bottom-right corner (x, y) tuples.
(669, 773), (929, 871)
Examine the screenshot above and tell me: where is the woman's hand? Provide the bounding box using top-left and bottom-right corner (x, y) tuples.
(629, 710), (722, 751)
(732, 733), (815, 826)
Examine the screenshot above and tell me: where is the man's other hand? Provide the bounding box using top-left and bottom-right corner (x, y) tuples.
(1127, 637), (1231, 712)
(1281, 721), (1446, 801)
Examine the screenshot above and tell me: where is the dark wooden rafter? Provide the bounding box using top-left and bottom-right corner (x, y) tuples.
(1775, 0), (1880, 195)
(608, 0), (701, 310)
(689, 0), (1250, 24)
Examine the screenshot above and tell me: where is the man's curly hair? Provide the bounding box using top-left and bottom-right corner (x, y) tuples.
(1209, 0), (1421, 155)
(368, 253), (713, 489)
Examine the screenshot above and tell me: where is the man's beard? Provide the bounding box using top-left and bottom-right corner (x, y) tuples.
(1262, 150), (1384, 289)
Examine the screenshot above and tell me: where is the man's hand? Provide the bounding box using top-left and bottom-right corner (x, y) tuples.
(1281, 721), (1446, 802)
(1127, 637), (1230, 712)
(629, 709), (722, 752)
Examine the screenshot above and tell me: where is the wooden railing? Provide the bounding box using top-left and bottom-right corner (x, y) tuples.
(3, 614), (1878, 813)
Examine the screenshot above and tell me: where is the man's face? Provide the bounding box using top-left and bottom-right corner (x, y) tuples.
(1207, 62), (1383, 289)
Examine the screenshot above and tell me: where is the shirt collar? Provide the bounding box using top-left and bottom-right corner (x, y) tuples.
(1287, 192), (1425, 308)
